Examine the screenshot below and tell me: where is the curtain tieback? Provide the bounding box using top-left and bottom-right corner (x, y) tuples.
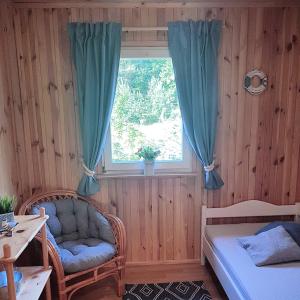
(82, 161), (96, 177)
(204, 160), (215, 172)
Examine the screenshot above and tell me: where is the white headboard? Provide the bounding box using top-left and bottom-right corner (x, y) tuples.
(202, 200), (300, 220)
(201, 200), (300, 264)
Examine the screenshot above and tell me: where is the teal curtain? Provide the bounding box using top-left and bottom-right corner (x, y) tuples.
(68, 23), (121, 195)
(168, 20), (224, 189)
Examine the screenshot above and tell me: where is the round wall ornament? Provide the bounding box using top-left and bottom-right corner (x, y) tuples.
(244, 69), (268, 95)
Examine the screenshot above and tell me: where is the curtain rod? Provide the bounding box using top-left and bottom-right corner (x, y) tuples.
(122, 26), (168, 32)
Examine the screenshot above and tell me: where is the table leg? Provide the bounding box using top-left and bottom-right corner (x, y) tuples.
(40, 208), (52, 300)
(3, 244), (16, 300)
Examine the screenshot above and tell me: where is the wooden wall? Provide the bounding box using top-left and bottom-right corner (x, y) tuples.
(0, 2), (18, 196)
(1, 2), (300, 263)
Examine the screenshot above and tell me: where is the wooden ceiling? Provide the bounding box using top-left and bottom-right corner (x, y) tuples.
(9, 0), (300, 8)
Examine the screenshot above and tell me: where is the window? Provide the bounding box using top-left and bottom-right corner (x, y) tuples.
(103, 48), (192, 174)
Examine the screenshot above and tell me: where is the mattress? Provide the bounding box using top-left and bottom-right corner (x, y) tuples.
(205, 223), (300, 300)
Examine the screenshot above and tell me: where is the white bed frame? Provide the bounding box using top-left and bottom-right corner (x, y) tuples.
(201, 200), (300, 300)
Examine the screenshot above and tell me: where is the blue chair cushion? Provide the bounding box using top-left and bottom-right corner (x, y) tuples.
(31, 197), (116, 273)
(58, 238), (116, 273)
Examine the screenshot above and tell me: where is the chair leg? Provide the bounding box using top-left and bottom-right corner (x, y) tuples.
(59, 292), (67, 300)
(117, 278), (125, 297)
(58, 280), (68, 300)
(116, 267), (125, 297)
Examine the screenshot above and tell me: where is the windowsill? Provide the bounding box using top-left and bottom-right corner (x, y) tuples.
(97, 172), (199, 179)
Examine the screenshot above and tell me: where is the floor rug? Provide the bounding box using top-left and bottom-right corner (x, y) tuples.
(123, 281), (212, 300)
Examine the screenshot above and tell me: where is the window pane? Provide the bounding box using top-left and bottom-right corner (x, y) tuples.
(111, 58), (183, 162)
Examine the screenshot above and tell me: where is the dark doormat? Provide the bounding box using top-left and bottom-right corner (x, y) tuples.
(123, 281), (212, 300)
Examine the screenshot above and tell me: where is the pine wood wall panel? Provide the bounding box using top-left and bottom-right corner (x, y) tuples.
(4, 4), (300, 263)
(11, 0), (300, 8)
(0, 2), (18, 196)
(96, 176), (200, 263)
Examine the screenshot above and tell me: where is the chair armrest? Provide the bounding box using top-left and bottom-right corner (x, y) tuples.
(105, 214), (126, 259)
(35, 233), (65, 278)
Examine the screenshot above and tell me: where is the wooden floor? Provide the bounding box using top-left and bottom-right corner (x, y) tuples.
(72, 263), (227, 300)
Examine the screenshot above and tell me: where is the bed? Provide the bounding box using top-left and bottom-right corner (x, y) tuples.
(201, 200), (300, 300)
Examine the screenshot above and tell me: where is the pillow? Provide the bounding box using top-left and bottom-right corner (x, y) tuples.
(255, 221), (300, 247)
(238, 225), (300, 266)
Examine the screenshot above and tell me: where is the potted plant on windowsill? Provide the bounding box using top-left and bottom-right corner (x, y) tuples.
(136, 146), (160, 176)
(0, 195), (17, 231)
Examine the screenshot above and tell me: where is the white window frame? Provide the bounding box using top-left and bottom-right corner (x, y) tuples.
(103, 47), (192, 175)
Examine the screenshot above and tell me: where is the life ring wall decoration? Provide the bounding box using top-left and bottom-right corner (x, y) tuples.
(244, 69), (268, 95)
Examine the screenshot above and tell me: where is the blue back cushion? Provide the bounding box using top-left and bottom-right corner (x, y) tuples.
(256, 221), (300, 247)
(32, 197), (115, 245)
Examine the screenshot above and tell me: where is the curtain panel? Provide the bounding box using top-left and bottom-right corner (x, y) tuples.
(68, 22), (121, 196)
(168, 20), (224, 189)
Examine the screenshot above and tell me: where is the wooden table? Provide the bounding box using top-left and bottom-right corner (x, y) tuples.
(0, 208), (52, 300)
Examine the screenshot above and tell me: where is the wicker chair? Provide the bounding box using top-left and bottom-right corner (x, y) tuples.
(19, 190), (126, 300)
